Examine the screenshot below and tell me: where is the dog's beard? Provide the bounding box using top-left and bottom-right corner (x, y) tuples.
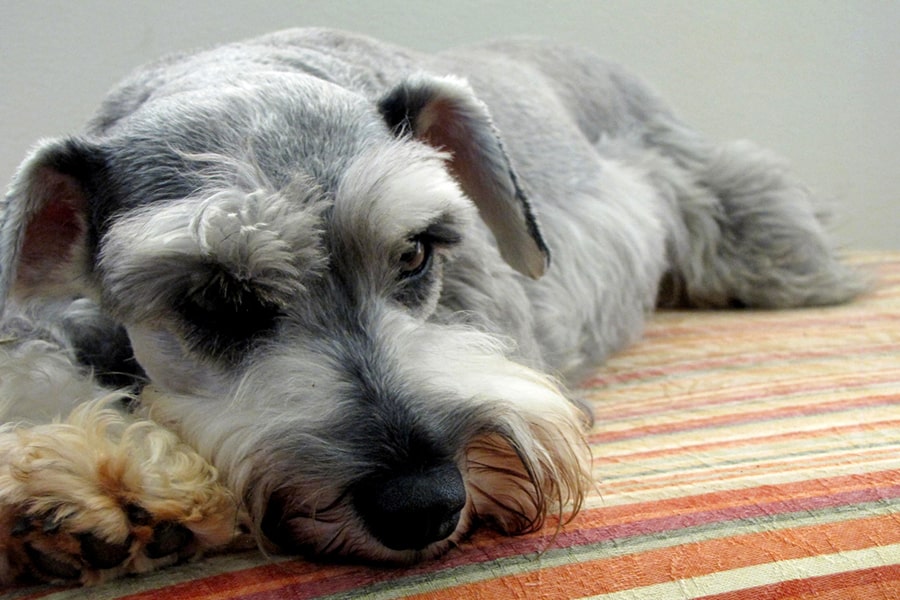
(140, 319), (592, 563)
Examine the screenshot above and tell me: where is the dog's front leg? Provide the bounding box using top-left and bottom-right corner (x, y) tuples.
(0, 394), (245, 585)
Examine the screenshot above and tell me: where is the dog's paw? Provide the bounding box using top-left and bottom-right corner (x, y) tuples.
(0, 397), (243, 585)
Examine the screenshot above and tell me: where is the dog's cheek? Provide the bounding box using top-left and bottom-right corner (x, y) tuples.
(126, 324), (225, 396)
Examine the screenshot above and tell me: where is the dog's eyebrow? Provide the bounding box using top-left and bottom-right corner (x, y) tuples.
(332, 141), (475, 256)
(99, 190), (325, 322)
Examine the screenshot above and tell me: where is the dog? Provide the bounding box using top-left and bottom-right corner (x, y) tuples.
(0, 28), (862, 584)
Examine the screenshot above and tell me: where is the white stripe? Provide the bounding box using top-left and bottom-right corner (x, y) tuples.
(582, 543), (900, 600)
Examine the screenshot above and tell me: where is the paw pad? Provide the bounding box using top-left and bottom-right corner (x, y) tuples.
(7, 503), (202, 582)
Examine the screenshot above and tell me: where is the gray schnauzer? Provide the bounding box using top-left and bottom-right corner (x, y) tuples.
(0, 28), (861, 584)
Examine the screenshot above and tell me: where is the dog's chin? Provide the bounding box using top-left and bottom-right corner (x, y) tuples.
(259, 491), (474, 565)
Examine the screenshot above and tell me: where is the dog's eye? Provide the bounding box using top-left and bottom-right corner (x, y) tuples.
(398, 237), (432, 280)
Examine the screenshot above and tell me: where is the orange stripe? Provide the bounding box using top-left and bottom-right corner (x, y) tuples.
(695, 564), (900, 600)
(403, 513), (900, 599)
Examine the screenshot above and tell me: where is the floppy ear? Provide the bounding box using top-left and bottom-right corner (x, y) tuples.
(378, 75), (549, 279)
(0, 138), (103, 313)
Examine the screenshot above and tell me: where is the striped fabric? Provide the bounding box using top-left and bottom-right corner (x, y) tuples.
(5, 252), (899, 600)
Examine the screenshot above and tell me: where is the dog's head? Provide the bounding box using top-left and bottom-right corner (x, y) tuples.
(2, 71), (590, 561)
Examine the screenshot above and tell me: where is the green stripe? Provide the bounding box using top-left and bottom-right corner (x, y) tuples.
(17, 551), (294, 600)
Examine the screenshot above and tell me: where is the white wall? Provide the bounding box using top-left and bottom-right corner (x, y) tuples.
(2, 0), (897, 249)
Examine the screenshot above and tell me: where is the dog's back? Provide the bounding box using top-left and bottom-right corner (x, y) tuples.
(3, 28), (864, 382)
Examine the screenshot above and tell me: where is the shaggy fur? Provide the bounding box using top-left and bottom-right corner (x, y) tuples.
(0, 28), (861, 584)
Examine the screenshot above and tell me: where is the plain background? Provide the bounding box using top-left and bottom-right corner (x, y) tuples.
(2, 1), (897, 250)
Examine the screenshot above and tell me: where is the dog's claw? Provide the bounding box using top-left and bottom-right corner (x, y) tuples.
(145, 521), (194, 559)
(41, 512), (64, 535)
(79, 532), (133, 569)
(11, 515), (32, 536)
(125, 503), (153, 526)
(24, 543), (81, 581)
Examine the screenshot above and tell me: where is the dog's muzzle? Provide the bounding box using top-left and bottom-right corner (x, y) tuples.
(350, 462), (466, 551)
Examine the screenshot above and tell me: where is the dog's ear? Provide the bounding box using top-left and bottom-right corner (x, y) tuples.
(378, 75), (549, 279)
(0, 137), (104, 312)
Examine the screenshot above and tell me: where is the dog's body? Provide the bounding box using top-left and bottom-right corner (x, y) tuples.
(0, 28), (861, 584)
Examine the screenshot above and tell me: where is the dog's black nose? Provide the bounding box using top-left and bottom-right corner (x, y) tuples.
(352, 463), (466, 551)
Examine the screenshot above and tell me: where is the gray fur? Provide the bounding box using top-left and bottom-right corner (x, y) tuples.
(0, 28), (862, 568)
